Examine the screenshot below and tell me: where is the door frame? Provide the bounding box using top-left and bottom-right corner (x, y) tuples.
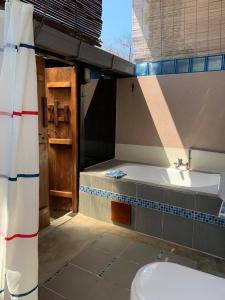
(70, 66), (79, 212)
(37, 55), (79, 225)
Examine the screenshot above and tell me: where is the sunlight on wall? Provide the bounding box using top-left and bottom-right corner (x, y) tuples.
(82, 80), (98, 118)
(139, 76), (189, 165)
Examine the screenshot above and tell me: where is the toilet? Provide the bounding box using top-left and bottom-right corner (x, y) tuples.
(131, 262), (225, 300)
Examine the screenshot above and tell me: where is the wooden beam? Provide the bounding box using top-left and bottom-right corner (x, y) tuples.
(49, 190), (72, 198)
(47, 81), (71, 88)
(49, 138), (72, 145)
(37, 55), (50, 230)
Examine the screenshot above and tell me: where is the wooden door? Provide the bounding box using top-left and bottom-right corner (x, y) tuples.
(36, 56), (50, 229)
(45, 67), (78, 218)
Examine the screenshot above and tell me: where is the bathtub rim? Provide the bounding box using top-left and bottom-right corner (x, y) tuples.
(82, 159), (221, 198)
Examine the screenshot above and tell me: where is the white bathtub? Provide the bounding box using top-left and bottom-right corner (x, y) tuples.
(104, 162), (220, 195)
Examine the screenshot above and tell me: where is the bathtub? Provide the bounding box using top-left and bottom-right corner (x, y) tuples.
(80, 160), (225, 258)
(103, 162), (220, 195)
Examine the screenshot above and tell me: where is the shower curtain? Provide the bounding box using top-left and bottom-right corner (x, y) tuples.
(0, 1), (39, 299)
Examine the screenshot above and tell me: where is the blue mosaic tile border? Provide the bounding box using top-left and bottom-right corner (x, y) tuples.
(136, 54), (225, 76)
(80, 185), (225, 228)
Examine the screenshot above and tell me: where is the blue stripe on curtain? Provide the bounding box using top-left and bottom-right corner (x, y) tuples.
(10, 285), (38, 298)
(0, 174), (39, 181)
(0, 289), (4, 293)
(0, 43), (35, 52)
(8, 174), (39, 181)
(19, 43), (35, 50)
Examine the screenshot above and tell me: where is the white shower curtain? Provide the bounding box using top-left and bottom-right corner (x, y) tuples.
(0, 1), (39, 299)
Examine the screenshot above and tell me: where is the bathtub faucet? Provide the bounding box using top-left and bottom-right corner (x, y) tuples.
(174, 158), (189, 170)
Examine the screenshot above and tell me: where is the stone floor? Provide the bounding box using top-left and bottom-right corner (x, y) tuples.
(39, 213), (225, 300)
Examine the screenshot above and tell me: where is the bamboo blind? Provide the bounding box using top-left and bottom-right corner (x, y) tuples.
(133, 0), (225, 62)
(0, 0), (102, 46)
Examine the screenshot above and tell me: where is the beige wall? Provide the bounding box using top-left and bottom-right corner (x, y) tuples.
(116, 72), (225, 171)
(133, 0), (225, 62)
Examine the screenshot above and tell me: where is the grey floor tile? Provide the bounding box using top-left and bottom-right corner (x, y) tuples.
(121, 241), (163, 265)
(39, 286), (66, 300)
(70, 245), (113, 274)
(102, 258), (140, 289)
(39, 213), (225, 298)
(164, 252), (197, 268)
(45, 264), (99, 300)
(39, 214), (103, 284)
(89, 280), (130, 300)
(197, 256), (225, 278)
(91, 233), (131, 256)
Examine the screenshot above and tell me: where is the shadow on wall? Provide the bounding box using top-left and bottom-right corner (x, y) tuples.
(116, 72), (225, 166)
(116, 77), (170, 166)
(80, 78), (117, 168)
(156, 73), (225, 151)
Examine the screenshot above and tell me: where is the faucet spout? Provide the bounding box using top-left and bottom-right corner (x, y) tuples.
(174, 158), (189, 170)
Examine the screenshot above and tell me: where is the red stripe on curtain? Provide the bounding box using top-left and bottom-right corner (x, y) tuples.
(4, 232), (38, 241)
(0, 111), (38, 117)
(12, 111), (38, 116)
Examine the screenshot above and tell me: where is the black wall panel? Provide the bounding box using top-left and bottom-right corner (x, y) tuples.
(80, 77), (117, 169)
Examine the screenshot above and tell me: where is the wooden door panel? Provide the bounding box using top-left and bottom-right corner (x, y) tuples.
(48, 146), (72, 191)
(45, 67), (78, 217)
(36, 56), (50, 229)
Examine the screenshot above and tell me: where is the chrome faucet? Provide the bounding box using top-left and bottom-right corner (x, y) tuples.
(174, 158), (189, 170)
